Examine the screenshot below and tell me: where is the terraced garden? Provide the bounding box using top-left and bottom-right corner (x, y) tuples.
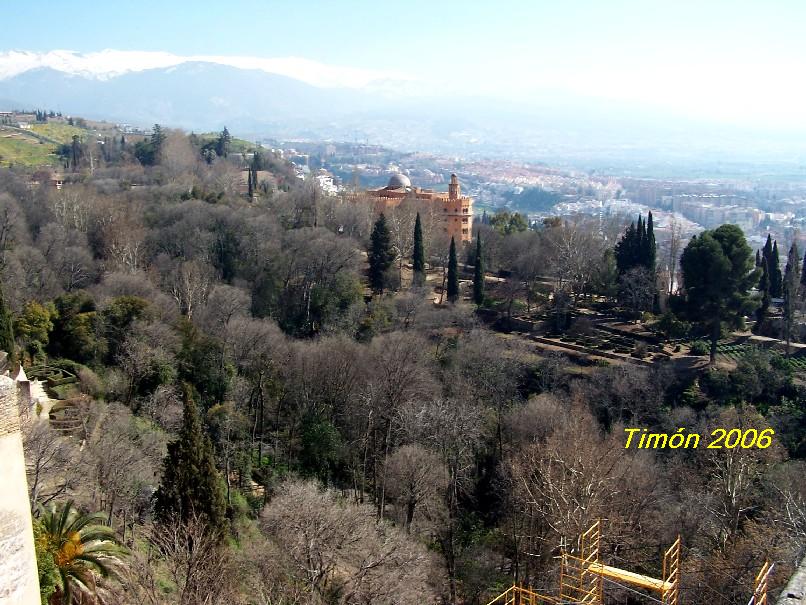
(716, 342), (806, 372)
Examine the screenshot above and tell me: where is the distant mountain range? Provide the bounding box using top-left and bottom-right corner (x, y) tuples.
(2, 55), (805, 176)
(0, 62), (371, 129)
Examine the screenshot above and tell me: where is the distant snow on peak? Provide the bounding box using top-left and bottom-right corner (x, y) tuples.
(0, 49), (415, 89)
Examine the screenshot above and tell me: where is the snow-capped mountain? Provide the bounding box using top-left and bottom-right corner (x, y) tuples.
(0, 50), (412, 89)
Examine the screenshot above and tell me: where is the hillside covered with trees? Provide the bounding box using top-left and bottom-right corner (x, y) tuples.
(0, 122), (804, 605)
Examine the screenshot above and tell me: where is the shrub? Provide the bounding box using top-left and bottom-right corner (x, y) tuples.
(690, 341), (709, 356)
(78, 367), (105, 399)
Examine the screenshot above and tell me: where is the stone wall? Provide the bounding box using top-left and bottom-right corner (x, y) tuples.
(0, 374), (41, 604)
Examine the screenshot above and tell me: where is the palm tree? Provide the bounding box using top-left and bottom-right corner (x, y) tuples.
(38, 500), (127, 605)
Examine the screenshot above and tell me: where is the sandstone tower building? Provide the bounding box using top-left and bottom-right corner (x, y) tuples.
(364, 173), (474, 242)
(0, 356), (40, 604)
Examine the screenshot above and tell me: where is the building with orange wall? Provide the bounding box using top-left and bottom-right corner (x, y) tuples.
(363, 173), (473, 242)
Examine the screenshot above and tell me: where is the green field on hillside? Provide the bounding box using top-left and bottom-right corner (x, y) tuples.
(0, 130), (59, 166)
(30, 122), (93, 144)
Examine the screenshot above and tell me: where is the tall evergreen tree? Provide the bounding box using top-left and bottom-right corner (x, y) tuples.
(755, 249), (761, 267)
(637, 215), (646, 257)
(446, 236), (459, 303)
(615, 221), (638, 274)
(154, 385), (227, 534)
(646, 211), (656, 271)
(801, 249), (806, 298)
(150, 124), (166, 159)
(0, 283), (15, 364)
(215, 126), (231, 157)
(412, 212), (425, 286)
(368, 214), (395, 294)
(754, 257), (770, 334)
(763, 234), (773, 257)
(681, 224), (757, 364)
(473, 234), (484, 306)
(782, 242), (801, 354)
(771, 240), (783, 297)
(70, 135), (81, 172)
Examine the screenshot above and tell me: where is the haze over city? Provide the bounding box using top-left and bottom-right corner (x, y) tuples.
(5, 0), (806, 136)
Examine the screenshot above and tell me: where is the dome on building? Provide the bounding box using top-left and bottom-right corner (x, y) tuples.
(387, 173), (411, 189)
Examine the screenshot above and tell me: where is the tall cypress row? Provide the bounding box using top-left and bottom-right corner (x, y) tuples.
(473, 234), (484, 306)
(446, 237), (459, 303)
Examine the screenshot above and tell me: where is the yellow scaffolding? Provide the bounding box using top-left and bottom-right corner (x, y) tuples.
(747, 561), (774, 605)
(486, 522), (770, 605)
(559, 521), (603, 604)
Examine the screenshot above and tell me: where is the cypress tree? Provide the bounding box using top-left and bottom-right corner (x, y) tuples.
(446, 236), (459, 303)
(615, 221), (637, 275)
(801, 249), (806, 297)
(247, 169), (254, 198)
(646, 212), (656, 271)
(771, 240), (783, 297)
(154, 384), (226, 535)
(754, 257), (770, 334)
(368, 214), (395, 294)
(473, 234), (484, 306)
(783, 243), (801, 353)
(412, 212), (425, 286)
(0, 283), (15, 364)
(637, 215), (646, 264)
(760, 235), (773, 290)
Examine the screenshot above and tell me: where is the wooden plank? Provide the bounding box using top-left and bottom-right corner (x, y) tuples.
(588, 562), (672, 592)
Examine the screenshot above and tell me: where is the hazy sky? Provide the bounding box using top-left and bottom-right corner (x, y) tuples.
(5, 0), (806, 130)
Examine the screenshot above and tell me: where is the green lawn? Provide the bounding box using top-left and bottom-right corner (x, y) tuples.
(30, 122), (92, 144)
(0, 132), (59, 166)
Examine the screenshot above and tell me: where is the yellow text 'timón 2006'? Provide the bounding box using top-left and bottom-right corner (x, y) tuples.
(624, 427), (775, 449)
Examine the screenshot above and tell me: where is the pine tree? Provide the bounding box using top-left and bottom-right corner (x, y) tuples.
(771, 240), (783, 297)
(150, 124), (166, 159)
(472, 234), (484, 306)
(782, 243), (801, 354)
(154, 385), (227, 535)
(412, 212), (425, 286)
(0, 283), (15, 364)
(755, 249), (761, 267)
(754, 257), (770, 334)
(368, 214), (395, 294)
(216, 127), (231, 158)
(447, 237), (459, 303)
